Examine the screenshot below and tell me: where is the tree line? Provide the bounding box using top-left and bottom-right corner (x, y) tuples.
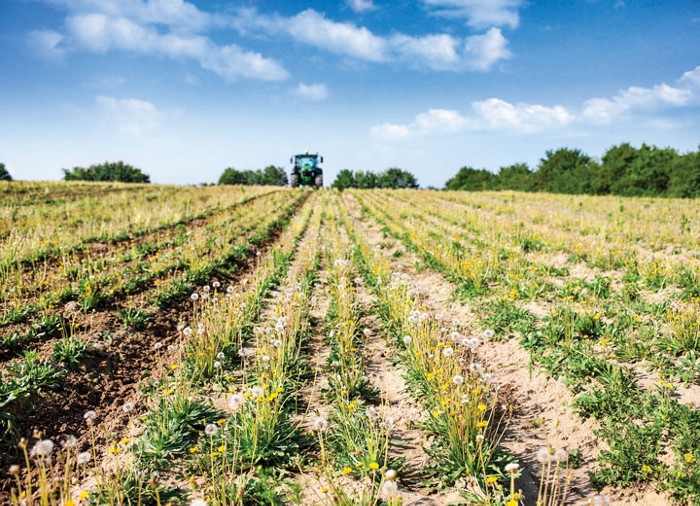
(445, 143), (700, 198)
(331, 168), (419, 189)
(218, 166), (288, 186)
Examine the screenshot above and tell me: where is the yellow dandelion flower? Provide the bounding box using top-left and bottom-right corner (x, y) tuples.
(80, 491), (89, 500)
(477, 403), (487, 411)
(642, 464), (652, 474)
(189, 446), (199, 453)
(342, 467), (352, 475)
(119, 437), (130, 445)
(217, 445), (226, 452)
(477, 420), (488, 428)
(486, 476), (498, 484)
(369, 462), (379, 470)
(684, 453), (695, 464)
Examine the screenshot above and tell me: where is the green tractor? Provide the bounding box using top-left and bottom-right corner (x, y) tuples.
(290, 152), (323, 189)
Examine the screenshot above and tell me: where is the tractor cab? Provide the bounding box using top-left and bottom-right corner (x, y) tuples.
(290, 151), (323, 189)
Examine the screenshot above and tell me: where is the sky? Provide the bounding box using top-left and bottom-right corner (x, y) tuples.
(1, 0), (699, 188)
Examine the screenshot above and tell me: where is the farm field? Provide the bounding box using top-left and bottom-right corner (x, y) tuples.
(1, 181), (699, 506)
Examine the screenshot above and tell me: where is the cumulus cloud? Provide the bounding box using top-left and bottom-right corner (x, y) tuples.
(96, 95), (161, 135)
(286, 9), (388, 62)
(372, 65), (700, 140)
(422, 0), (524, 28)
(463, 27), (511, 71)
(582, 69), (698, 124)
(65, 13), (287, 80)
(348, 0), (376, 13)
(294, 83), (329, 101)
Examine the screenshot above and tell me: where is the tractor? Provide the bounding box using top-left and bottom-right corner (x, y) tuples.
(290, 152), (323, 189)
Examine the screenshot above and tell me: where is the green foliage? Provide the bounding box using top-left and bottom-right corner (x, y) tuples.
(331, 168), (419, 189)
(444, 166), (497, 191)
(219, 166), (288, 186)
(52, 336), (93, 367)
(118, 307), (151, 330)
(534, 148), (598, 194)
(63, 161), (150, 183)
(0, 163), (12, 181)
(444, 143), (700, 197)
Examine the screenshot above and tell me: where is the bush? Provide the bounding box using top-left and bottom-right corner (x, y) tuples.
(219, 166), (288, 186)
(0, 163), (12, 181)
(63, 161), (150, 183)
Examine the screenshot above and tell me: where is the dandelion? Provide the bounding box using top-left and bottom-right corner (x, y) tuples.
(469, 362), (483, 373)
(76, 451), (92, 465)
(505, 462), (520, 474)
(204, 424), (219, 436)
(9, 464), (20, 475)
(153, 342), (163, 350)
(122, 402), (134, 413)
(380, 480), (399, 497)
(261, 355), (270, 363)
(475, 434), (485, 442)
(442, 347), (454, 357)
(452, 374), (464, 385)
(213, 361), (221, 368)
(190, 293), (199, 301)
(555, 448), (569, 464)
(30, 439), (54, 460)
(83, 410), (97, 423)
(272, 339), (283, 348)
(363, 328), (372, 337)
(183, 327), (193, 337)
(403, 335), (412, 345)
(483, 328), (495, 339)
(588, 495), (610, 506)
(167, 344), (176, 351)
(536, 447), (551, 463)
(312, 416), (329, 432)
(212, 281), (220, 288)
(62, 435), (78, 448)
(197, 323), (205, 335)
(251, 386), (264, 398)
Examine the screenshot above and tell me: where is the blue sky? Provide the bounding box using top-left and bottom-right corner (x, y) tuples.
(1, 0), (699, 187)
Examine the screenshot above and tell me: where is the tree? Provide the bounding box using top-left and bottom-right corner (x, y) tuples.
(534, 148), (597, 194)
(354, 171), (379, 189)
(63, 161), (150, 183)
(219, 166), (288, 186)
(667, 148), (700, 198)
(261, 165), (288, 186)
(332, 169), (355, 190)
(497, 163), (534, 191)
(445, 166), (496, 191)
(377, 168), (419, 189)
(0, 163), (11, 181)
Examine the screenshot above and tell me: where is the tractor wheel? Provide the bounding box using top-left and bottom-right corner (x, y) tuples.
(291, 174), (300, 188)
(315, 174), (323, 189)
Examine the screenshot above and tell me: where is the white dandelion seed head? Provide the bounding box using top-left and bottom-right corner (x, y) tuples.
(30, 439), (54, 459)
(83, 410), (97, 423)
(213, 361), (221, 368)
(216, 352), (225, 360)
(536, 447), (551, 463)
(483, 328), (495, 339)
(312, 416), (329, 432)
(190, 293), (199, 301)
(212, 281), (221, 288)
(469, 362), (483, 373)
(167, 344), (176, 351)
(555, 448), (569, 464)
(261, 355), (270, 363)
(272, 339), (283, 348)
(363, 328), (372, 337)
(228, 393), (245, 412)
(385, 468), (398, 480)
(442, 347), (454, 357)
(251, 386), (264, 398)
(122, 402), (134, 413)
(505, 462), (520, 474)
(62, 435), (78, 448)
(183, 327), (193, 337)
(76, 451), (92, 465)
(452, 375), (464, 385)
(153, 342), (163, 350)
(380, 480), (399, 497)
(450, 331), (462, 341)
(204, 424), (218, 436)
(588, 495), (610, 506)
(475, 434), (485, 441)
(197, 323), (205, 335)
(403, 335), (412, 345)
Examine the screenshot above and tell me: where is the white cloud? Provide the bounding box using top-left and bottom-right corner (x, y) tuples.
(582, 81), (694, 124)
(371, 108), (470, 139)
(372, 65), (700, 141)
(471, 98), (573, 131)
(286, 9), (388, 62)
(294, 83), (329, 101)
(422, 0), (524, 28)
(463, 27), (511, 71)
(65, 13), (287, 80)
(28, 30), (66, 60)
(96, 95), (161, 135)
(348, 0), (376, 13)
